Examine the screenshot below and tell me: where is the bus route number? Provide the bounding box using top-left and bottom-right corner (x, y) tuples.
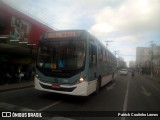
(47, 32), (76, 38)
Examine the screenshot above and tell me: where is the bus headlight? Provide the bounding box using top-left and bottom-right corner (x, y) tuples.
(79, 77), (84, 83)
(35, 74), (40, 80)
(78, 74), (87, 83)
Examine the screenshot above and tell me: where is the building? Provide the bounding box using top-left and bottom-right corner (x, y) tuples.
(153, 46), (160, 75)
(0, 1), (54, 84)
(136, 47), (151, 67)
(136, 46), (160, 75)
(117, 57), (127, 69)
(129, 60), (136, 68)
(0, 1), (53, 55)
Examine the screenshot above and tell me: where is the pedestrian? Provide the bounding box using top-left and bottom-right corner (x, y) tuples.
(131, 69), (135, 79)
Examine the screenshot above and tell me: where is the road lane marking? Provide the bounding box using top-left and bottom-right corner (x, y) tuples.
(0, 102), (74, 120)
(123, 80), (129, 111)
(141, 86), (152, 96)
(38, 101), (62, 111)
(151, 84), (160, 93)
(0, 102), (35, 111)
(121, 80), (130, 120)
(140, 74), (160, 93)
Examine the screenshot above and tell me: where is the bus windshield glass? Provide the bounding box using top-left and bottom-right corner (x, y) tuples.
(37, 38), (86, 72)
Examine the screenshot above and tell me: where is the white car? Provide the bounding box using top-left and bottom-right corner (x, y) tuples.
(119, 69), (128, 75)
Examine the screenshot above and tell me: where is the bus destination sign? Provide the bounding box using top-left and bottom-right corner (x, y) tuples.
(47, 32), (77, 38)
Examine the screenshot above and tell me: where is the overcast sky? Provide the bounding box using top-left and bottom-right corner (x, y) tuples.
(2, 0), (160, 66)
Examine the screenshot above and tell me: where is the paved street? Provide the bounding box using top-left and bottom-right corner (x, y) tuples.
(0, 73), (160, 120)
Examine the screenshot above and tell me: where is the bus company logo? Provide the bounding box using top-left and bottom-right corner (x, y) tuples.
(2, 112), (11, 117)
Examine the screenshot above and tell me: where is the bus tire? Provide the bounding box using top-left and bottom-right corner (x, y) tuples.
(112, 72), (114, 80)
(95, 76), (101, 94)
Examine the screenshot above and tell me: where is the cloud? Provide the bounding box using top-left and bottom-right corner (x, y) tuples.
(90, 23), (115, 35)
(90, 0), (160, 35)
(89, 0), (160, 63)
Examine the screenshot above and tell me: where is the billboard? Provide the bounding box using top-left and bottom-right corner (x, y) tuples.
(10, 16), (31, 42)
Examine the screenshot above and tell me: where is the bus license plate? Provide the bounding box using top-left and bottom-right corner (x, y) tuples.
(52, 83), (60, 88)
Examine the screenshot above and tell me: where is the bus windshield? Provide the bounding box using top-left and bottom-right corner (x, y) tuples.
(37, 38), (86, 73)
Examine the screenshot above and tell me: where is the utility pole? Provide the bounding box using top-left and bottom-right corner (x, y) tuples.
(114, 50), (119, 71)
(105, 41), (113, 46)
(150, 41), (154, 79)
(114, 50), (119, 56)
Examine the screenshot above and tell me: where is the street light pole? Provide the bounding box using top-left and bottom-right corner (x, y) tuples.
(105, 41), (113, 46)
(114, 50), (119, 71)
(150, 41), (154, 79)
(114, 50), (119, 56)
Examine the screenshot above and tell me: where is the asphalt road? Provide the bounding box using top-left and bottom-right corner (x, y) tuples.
(0, 73), (160, 120)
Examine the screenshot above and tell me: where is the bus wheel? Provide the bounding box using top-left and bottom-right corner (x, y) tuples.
(95, 78), (101, 94)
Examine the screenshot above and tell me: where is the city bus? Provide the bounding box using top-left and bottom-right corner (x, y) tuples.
(34, 30), (116, 96)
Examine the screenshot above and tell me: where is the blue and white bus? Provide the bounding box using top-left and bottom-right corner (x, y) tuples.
(35, 30), (116, 96)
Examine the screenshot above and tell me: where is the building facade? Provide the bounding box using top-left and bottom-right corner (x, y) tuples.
(0, 1), (54, 84)
(136, 46), (160, 76)
(153, 46), (160, 76)
(129, 61), (136, 68)
(117, 57), (127, 69)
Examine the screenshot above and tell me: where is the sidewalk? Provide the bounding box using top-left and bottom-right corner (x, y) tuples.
(0, 80), (34, 92)
(140, 74), (160, 84)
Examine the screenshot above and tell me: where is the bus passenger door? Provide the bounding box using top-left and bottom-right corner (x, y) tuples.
(88, 39), (98, 93)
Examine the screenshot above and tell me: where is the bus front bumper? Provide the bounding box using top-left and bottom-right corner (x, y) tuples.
(34, 77), (89, 96)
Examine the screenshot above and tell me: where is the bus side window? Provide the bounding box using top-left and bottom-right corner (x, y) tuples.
(89, 40), (97, 68)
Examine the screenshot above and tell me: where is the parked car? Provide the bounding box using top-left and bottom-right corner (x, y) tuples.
(119, 69), (128, 75)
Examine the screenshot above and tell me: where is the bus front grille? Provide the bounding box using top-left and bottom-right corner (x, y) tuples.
(39, 83), (76, 92)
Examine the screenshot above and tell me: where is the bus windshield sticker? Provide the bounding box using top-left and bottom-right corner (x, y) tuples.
(58, 60), (64, 69)
(44, 63), (51, 68)
(51, 63), (56, 69)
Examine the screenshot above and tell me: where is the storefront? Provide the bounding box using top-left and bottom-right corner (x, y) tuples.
(0, 1), (54, 84)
